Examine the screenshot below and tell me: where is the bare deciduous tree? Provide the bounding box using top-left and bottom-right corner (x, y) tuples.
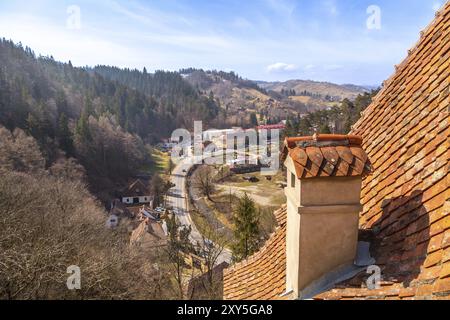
(49, 156), (87, 183)
(189, 222), (229, 300)
(193, 166), (216, 201)
(0, 171), (170, 300)
(164, 213), (193, 300)
(0, 126), (45, 175)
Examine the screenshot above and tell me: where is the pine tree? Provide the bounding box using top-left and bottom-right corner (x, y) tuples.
(58, 113), (74, 156)
(56, 90), (69, 115)
(166, 213), (192, 299)
(38, 105), (55, 139)
(319, 123), (332, 134)
(232, 193), (260, 262)
(284, 117), (298, 137)
(75, 113), (91, 142)
(26, 113), (41, 139)
(84, 96), (95, 118)
(298, 117), (312, 136)
(250, 113), (258, 126)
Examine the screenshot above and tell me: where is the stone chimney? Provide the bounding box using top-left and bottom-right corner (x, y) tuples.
(282, 134), (371, 298)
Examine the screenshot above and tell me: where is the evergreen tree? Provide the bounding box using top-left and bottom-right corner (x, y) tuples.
(232, 193), (260, 262)
(38, 105), (55, 139)
(75, 113), (91, 142)
(84, 95), (95, 118)
(319, 123), (332, 134)
(55, 90), (69, 115)
(298, 117), (312, 136)
(26, 113), (41, 139)
(284, 117), (298, 137)
(250, 113), (258, 127)
(166, 213), (192, 299)
(58, 113), (74, 156)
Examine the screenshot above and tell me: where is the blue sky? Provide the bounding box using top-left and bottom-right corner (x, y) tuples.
(0, 0), (445, 85)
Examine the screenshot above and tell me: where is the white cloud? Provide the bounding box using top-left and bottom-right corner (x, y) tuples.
(106, 1), (233, 50)
(0, 14), (130, 64)
(266, 62), (298, 73)
(0, 0), (427, 85)
(107, 0), (193, 31)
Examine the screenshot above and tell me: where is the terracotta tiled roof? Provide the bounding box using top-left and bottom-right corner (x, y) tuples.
(130, 219), (167, 248)
(223, 1), (450, 300)
(223, 206), (288, 300)
(316, 1), (450, 300)
(282, 134), (372, 179)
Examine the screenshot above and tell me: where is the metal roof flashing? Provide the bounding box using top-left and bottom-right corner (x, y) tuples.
(298, 241), (376, 300)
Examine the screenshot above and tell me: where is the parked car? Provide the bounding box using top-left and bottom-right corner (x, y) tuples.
(155, 207), (165, 214)
(243, 176), (259, 183)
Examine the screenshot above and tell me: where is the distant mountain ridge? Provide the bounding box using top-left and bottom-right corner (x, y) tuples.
(257, 80), (369, 101)
(178, 68), (375, 126)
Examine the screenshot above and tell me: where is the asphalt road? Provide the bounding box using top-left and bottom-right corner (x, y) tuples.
(166, 156), (232, 265)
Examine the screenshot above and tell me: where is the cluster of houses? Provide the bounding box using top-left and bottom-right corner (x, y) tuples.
(107, 178), (210, 272)
(107, 179), (168, 246)
(120, 179), (154, 206)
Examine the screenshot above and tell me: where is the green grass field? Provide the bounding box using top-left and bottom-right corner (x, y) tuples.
(141, 147), (171, 178)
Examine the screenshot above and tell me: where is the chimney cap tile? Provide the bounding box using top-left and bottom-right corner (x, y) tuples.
(282, 135), (371, 179)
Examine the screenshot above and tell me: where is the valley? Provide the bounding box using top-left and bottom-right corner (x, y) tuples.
(0, 38), (377, 300)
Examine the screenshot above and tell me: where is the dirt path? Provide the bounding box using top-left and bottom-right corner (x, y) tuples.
(215, 185), (276, 207)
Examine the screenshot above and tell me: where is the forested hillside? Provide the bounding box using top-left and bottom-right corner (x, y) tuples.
(180, 68), (309, 127)
(0, 125), (177, 300)
(0, 38), (376, 201)
(0, 39), (221, 141)
(91, 66), (220, 129)
(283, 90), (379, 137)
(0, 39), (220, 201)
(0, 38), (378, 300)
(258, 79), (368, 101)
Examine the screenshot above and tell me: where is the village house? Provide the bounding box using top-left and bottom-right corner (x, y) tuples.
(106, 199), (135, 229)
(121, 179), (154, 206)
(223, 3), (449, 300)
(130, 205), (168, 249)
(256, 123), (286, 131)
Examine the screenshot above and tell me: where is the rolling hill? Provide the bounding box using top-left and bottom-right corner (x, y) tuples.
(257, 80), (369, 101)
(180, 69), (372, 125)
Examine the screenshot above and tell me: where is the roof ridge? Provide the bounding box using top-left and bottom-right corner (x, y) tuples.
(224, 2), (450, 300)
(285, 134), (363, 147)
(353, 0), (450, 131)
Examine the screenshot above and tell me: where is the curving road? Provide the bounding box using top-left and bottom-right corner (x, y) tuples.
(166, 156), (232, 265)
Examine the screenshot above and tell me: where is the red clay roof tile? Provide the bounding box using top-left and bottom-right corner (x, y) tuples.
(282, 134), (372, 179)
(223, 1), (450, 300)
(223, 206), (287, 300)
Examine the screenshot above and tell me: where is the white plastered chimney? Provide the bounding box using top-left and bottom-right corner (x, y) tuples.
(283, 134), (371, 298)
